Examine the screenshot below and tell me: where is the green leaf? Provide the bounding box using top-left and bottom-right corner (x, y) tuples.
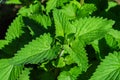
(108, 29), (120, 39)
(106, 2), (117, 11)
(58, 66), (82, 80)
(61, 2), (78, 19)
(61, 2), (96, 19)
(53, 10), (65, 37)
(105, 34), (118, 49)
(18, 7), (30, 16)
(69, 66), (82, 79)
(53, 10), (76, 37)
(73, 17), (115, 43)
(107, 29), (120, 49)
(64, 39), (88, 71)
(77, 4), (97, 18)
(11, 33), (58, 64)
(28, 14), (51, 29)
(58, 71), (73, 80)
(91, 40), (100, 53)
(0, 40), (9, 49)
(90, 52), (120, 80)
(52, 57), (66, 68)
(28, 2), (42, 14)
(5, 16), (24, 41)
(65, 55), (74, 65)
(0, 59), (23, 80)
(18, 2), (42, 16)
(5, 0), (21, 4)
(17, 68), (31, 80)
(57, 57), (66, 67)
(46, 0), (70, 13)
(46, 0), (57, 13)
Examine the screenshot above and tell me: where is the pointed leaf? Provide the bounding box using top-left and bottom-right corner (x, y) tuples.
(29, 14), (51, 29)
(64, 39), (88, 71)
(90, 52), (120, 80)
(77, 4), (97, 18)
(53, 10), (76, 37)
(61, 2), (77, 19)
(5, 16), (24, 41)
(52, 57), (66, 68)
(58, 71), (74, 80)
(0, 40), (9, 49)
(18, 2), (42, 16)
(105, 34), (118, 49)
(106, 2), (117, 11)
(0, 59), (23, 80)
(46, 0), (58, 13)
(46, 0), (70, 13)
(107, 29), (120, 49)
(73, 17), (115, 43)
(91, 40), (100, 53)
(11, 33), (58, 64)
(108, 29), (120, 39)
(17, 68), (31, 80)
(58, 66), (82, 80)
(65, 55), (74, 65)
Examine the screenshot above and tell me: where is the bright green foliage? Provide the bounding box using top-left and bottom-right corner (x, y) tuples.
(11, 33), (58, 64)
(92, 30), (120, 60)
(18, 1), (42, 16)
(91, 40), (100, 53)
(90, 52), (120, 80)
(5, 0), (34, 4)
(28, 1), (42, 14)
(73, 17), (115, 43)
(58, 66), (82, 80)
(0, 0), (119, 80)
(60, 3), (96, 19)
(0, 59), (23, 80)
(107, 29), (120, 49)
(53, 9), (76, 37)
(5, 0), (21, 4)
(106, 1), (117, 11)
(61, 4), (76, 19)
(17, 68), (31, 80)
(77, 4), (97, 17)
(108, 29), (120, 39)
(58, 71), (73, 80)
(52, 57), (66, 68)
(53, 9), (66, 37)
(5, 16), (24, 41)
(46, 0), (71, 13)
(60, 1), (78, 19)
(0, 40), (9, 49)
(18, 7), (29, 16)
(28, 14), (51, 29)
(46, 0), (58, 13)
(64, 39), (88, 71)
(105, 34), (118, 49)
(64, 55), (74, 65)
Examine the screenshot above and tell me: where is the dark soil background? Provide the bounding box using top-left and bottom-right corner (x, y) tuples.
(0, 4), (20, 39)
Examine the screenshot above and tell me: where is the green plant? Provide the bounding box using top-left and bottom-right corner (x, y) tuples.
(0, 0), (120, 80)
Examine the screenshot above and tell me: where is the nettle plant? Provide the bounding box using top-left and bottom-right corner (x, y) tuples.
(0, 0), (120, 80)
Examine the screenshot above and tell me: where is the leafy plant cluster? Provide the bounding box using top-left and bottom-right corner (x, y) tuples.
(0, 0), (120, 80)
